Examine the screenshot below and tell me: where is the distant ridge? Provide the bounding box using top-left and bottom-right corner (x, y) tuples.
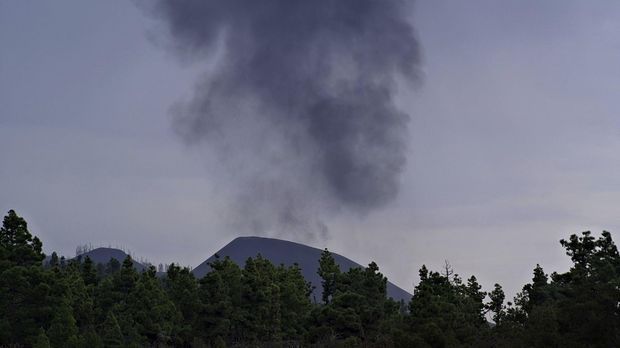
(70, 238), (413, 302)
(75, 247), (146, 272)
(192, 236), (412, 303)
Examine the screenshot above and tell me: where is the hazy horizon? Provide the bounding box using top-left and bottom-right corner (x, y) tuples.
(2, 0), (620, 298)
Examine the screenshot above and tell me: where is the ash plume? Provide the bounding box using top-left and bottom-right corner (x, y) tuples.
(146, 0), (420, 239)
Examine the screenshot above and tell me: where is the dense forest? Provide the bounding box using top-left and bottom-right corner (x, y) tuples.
(1, 209), (619, 347)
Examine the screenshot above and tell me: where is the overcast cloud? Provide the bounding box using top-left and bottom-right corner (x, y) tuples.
(1, 0), (619, 296)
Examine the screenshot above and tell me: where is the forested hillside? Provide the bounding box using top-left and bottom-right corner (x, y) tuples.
(192, 236), (412, 303)
(1, 209), (618, 347)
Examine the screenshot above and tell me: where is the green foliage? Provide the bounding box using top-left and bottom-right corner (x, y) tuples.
(32, 329), (51, 348)
(101, 311), (123, 347)
(0, 265), (56, 344)
(487, 283), (506, 325)
(80, 330), (103, 348)
(0, 209), (44, 269)
(407, 263), (488, 346)
(81, 256), (98, 286)
(164, 263), (200, 344)
(277, 263), (313, 340)
(308, 261), (396, 345)
(47, 302), (79, 347)
(3, 210), (620, 346)
(49, 251), (59, 268)
(318, 248), (340, 304)
(125, 266), (178, 344)
(195, 256), (244, 344)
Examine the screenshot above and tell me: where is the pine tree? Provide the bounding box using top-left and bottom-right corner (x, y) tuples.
(31, 329), (51, 348)
(487, 283), (505, 326)
(465, 275), (486, 326)
(197, 257), (244, 344)
(277, 263), (312, 340)
(0, 264), (56, 344)
(164, 263), (200, 345)
(105, 258), (120, 275)
(318, 249), (340, 304)
(81, 256), (98, 286)
(549, 231), (620, 346)
(241, 255), (282, 343)
(80, 330), (103, 348)
(119, 256), (137, 294)
(47, 303), (79, 347)
(101, 312), (123, 348)
(0, 210), (44, 268)
(49, 252), (59, 268)
(125, 265), (178, 345)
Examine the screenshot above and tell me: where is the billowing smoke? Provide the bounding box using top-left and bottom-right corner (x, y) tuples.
(146, 0), (420, 239)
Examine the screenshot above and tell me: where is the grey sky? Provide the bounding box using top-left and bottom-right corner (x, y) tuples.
(1, 1), (619, 297)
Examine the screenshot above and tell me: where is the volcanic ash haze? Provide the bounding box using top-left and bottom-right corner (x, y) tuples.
(147, 0), (421, 239)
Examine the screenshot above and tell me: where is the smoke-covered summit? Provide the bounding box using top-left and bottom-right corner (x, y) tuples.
(146, 0), (420, 239)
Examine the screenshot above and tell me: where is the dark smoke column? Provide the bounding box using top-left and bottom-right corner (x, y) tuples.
(149, 0), (420, 239)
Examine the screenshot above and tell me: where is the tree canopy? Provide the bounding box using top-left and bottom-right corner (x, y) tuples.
(1, 209), (619, 347)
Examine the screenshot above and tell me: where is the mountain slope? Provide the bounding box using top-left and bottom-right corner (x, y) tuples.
(192, 236), (412, 303)
(75, 247), (146, 272)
